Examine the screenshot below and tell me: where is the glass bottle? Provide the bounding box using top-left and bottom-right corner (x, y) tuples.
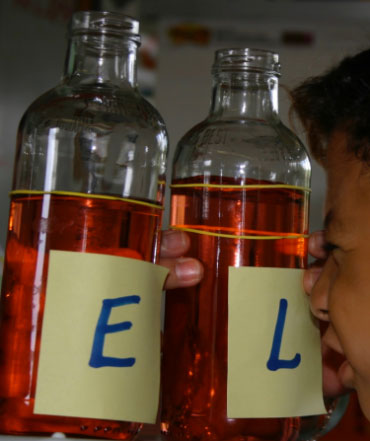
(161, 48), (331, 441)
(0, 11), (168, 439)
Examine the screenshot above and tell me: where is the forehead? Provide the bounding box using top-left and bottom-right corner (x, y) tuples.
(324, 131), (370, 240)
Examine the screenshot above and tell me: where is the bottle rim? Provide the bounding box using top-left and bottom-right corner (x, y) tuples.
(69, 10), (141, 44)
(212, 48), (280, 76)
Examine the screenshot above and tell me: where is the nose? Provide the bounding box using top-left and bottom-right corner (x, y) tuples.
(309, 257), (336, 321)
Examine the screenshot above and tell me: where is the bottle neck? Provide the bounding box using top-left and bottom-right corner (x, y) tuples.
(209, 72), (279, 120)
(63, 35), (138, 88)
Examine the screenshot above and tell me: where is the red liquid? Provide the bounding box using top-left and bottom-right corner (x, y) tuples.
(0, 194), (162, 438)
(161, 176), (325, 441)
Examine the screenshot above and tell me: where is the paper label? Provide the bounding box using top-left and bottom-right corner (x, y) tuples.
(227, 266), (326, 418)
(34, 250), (168, 424)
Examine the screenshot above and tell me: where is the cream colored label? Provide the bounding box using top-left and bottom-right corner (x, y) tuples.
(227, 266), (326, 418)
(34, 250), (168, 424)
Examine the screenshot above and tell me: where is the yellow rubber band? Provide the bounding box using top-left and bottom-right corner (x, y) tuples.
(170, 183), (311, 192)
(171, 226), (308, 240)
(9, 190), (164, 210)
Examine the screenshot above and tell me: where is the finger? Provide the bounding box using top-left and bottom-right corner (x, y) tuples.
(303, 263), (323, 294)
(308, 230), (327, 259)
(161, 257), (204, 290)
(160, 230), (190, 258)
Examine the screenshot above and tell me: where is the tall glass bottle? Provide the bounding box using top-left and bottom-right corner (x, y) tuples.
(161, 48), (330, 441)
(0, 11), (168, 439)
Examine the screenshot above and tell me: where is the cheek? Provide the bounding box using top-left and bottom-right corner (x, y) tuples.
(355, 380), (370, 422)
(329, 271), (370, 373)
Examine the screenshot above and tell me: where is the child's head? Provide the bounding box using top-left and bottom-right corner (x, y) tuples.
(291, 48), (370, 164)
(291, 49), (370, 420)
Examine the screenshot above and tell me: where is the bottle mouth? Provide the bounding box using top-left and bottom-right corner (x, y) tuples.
(212, 48), (280, 76)
(69, 11), (141, 44)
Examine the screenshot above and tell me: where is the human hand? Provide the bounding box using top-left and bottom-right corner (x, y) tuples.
(304, 231), (349, 397)
(160, 229), (203, 290)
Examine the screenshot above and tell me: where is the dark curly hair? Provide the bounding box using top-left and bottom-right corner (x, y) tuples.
(291, 48), (370, 164)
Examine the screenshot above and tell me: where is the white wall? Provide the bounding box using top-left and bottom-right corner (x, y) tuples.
(0, 0), (68, 247)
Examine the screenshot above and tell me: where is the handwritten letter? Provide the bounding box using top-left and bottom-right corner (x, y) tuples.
(34, 250), (168, 423)
(227, 266), (326, 418)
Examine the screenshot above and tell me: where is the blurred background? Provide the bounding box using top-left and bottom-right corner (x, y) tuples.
(1, 0), (370, 439)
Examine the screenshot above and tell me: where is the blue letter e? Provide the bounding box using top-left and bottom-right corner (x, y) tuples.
(89, 295), (141, 368)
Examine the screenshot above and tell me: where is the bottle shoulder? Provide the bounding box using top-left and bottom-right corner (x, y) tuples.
(173, 118), (311, 186)
(14, 82), (168, 200)
(177, 117), (309, 161)
(19, 82), (167, 135)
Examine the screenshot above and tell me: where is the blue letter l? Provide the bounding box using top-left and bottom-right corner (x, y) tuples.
(266, 298), (301, 371)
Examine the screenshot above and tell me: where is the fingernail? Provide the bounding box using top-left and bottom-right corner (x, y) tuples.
(304, 271), (315, 292)
(175, 258), (202, 282)
(310, 231), (326, 257)
(162, 230), (188, 252)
